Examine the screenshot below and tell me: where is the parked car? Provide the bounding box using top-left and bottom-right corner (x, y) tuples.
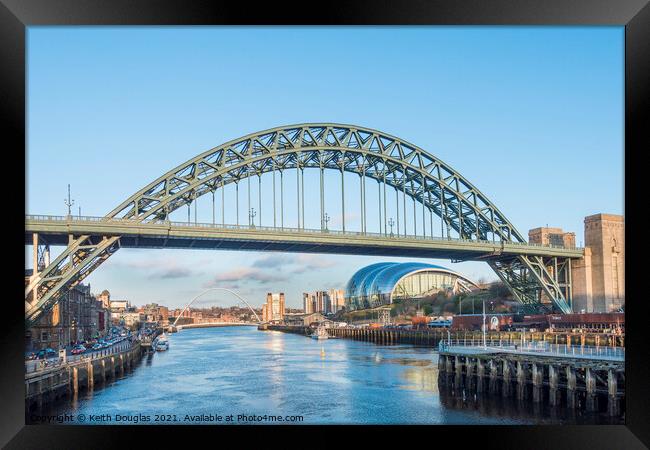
(91, 343), (103, 351)
(71, 345), (86, 355)
(25, 351), (37, 360)
(36, 348), (58, 359)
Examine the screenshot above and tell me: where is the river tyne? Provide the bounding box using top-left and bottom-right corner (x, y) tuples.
(34, 326), (617, 425)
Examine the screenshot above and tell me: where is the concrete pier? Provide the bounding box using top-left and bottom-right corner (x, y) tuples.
(100, 359), (106, 382)
(87, 362), (94, 389)
(72, 367), (78, 394)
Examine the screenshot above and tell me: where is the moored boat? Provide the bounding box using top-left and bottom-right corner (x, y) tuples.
(310, 325), (329, 340)
(154, 333), (170, 351)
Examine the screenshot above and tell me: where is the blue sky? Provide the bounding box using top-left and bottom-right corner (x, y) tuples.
(26, 26), (624, 309)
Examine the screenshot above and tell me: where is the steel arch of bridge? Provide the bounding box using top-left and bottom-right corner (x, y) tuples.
(25, 123), (574, 325)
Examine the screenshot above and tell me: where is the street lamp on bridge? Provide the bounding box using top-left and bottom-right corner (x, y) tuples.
(323, 212), (330, 232)
(64, 184), (75, 218)
(249, 208), (256, 228)
(388, 218), (395, 237)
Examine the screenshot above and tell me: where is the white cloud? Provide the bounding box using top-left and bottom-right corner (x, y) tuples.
(107, 255), (201, 280)
(203, 267), (289, 287)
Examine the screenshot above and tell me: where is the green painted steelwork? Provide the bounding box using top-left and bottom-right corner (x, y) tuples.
(25, 124), (580, 325)
(25, 215), (583, 259)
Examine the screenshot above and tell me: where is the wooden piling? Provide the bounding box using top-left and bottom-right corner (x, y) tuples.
(516, 361), (526, 400)
(476, 358), (485, 393)
(566, 366), (577, 409)
(549, 364), (560, 406)
(608, 369), (620, 416)
(532, 363), (543, 403)
(585, 367), (598, 411)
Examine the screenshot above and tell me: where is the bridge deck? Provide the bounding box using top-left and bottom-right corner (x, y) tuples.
(25, 215), (584, 260)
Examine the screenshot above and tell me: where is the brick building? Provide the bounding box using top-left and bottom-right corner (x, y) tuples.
(25, 280), (109, 351)
(140, 303), (170, 326)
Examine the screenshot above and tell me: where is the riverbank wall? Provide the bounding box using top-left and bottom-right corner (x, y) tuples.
(25, 341), (144, 413)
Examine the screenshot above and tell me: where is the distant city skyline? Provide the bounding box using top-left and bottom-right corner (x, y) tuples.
(26, 26), (624, 308)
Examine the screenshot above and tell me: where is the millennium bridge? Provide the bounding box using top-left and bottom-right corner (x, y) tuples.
(25, 123), (584, 325)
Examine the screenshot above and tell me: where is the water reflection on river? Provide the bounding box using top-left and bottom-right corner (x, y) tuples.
(36, 326), (611, 425)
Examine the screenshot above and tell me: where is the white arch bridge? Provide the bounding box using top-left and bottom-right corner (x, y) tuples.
(25, 123), (584, 326)
(171, 288), (262, 327)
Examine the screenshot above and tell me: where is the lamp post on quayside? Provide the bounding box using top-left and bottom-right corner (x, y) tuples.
(482, 298), (487, 349)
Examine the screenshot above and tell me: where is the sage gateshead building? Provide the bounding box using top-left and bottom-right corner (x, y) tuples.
(344, 262), (479, 311)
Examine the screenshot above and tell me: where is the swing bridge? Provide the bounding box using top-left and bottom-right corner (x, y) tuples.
(25, 123), (584, 326)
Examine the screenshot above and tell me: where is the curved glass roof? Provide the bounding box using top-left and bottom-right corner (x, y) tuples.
(368, 262), (448, 299)
(345, 262), (396, 301)
(344, 262), (476, 311)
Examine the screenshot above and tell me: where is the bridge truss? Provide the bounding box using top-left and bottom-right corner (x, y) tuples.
(25, 124), (579, 325)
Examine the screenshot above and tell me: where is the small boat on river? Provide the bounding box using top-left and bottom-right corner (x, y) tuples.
(310, 326), (329, 340)
(154, 333), (169, 351)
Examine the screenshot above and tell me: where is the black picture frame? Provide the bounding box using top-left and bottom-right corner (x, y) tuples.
(1, 0), (647, 448)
